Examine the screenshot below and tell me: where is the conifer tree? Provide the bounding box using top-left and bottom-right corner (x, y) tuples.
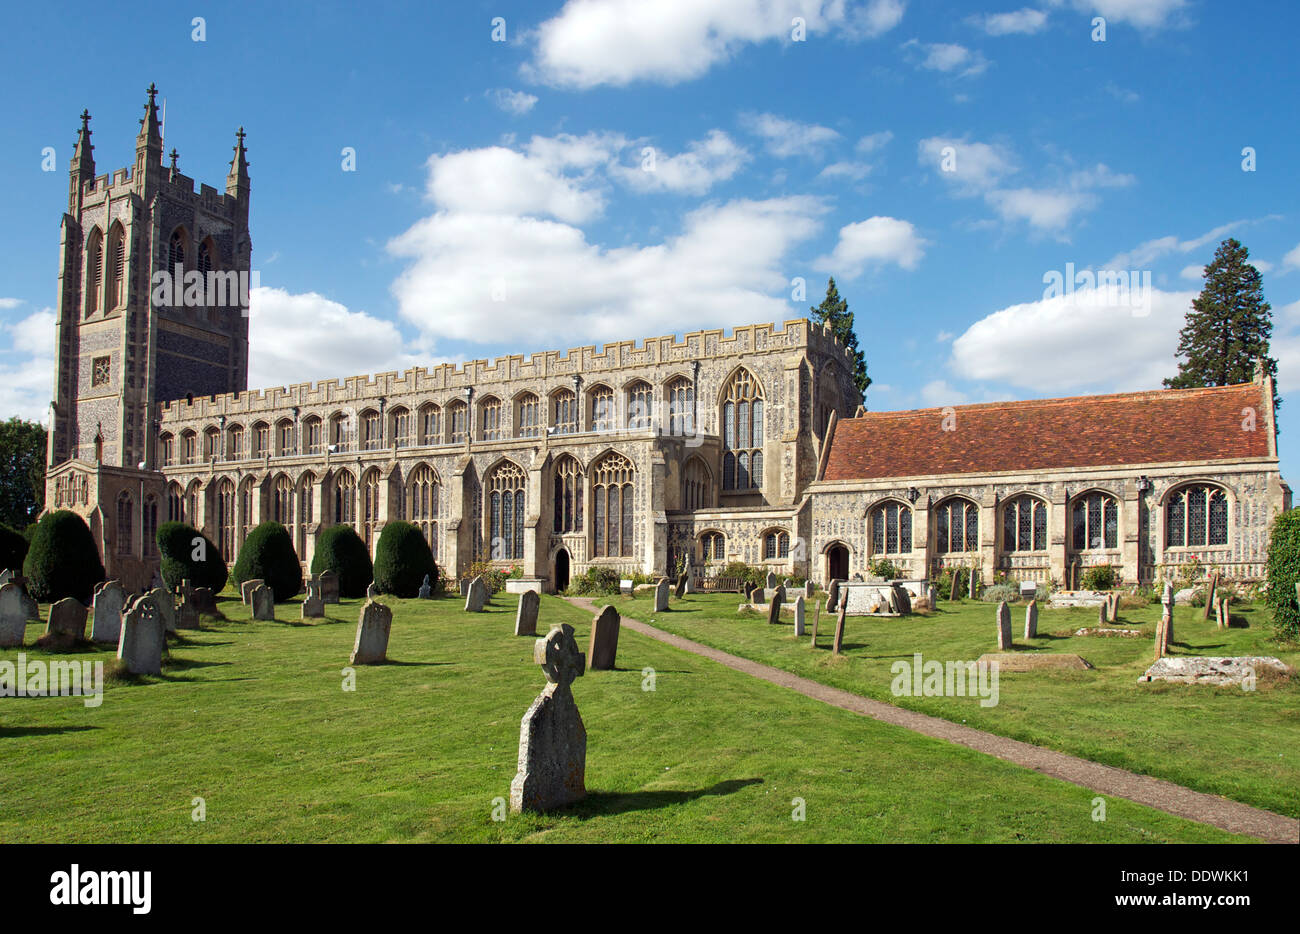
(811, 277), (871, 394)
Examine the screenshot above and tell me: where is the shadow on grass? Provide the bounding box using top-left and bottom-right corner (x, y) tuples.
(0, 725), (100, 738)
(376, 659), (451, 667)
(572, 778), (765, 817)
(162, 657), (230, 672)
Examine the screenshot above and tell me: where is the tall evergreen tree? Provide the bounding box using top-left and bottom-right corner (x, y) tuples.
(0, 417), (46, 530)
(1164, 238), (1279, 416)
(811, 277), (871, 394)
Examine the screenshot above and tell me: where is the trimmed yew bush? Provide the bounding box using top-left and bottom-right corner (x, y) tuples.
(231, 521), (301, 602)
(156, 521), (228, 593)
(1264, 508), (1300, 641)
(22, 510), (105, 603)
(309, 524), (373, 598)
(372, 521), (436, 598)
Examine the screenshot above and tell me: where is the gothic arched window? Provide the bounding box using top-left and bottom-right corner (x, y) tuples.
(590, 385), (615, 433)
(334, 470), (356, 526)
(552, 390), (577, 434)
(116, 491), (133, 556)
(361, 469), (382, 548)
(1003, 495), (1047, 552)
(936, 498), (979, 554)
(667, 377), (694, 436)
(85, 228), (103, 315)
(407, 464), (440, 560)
(516, 394), (541, 438)
(721, 368), (763, 491)
(871, 501), (913, 555)
(487, 461), (526, 561)
(168, 228), (187, 274)
(592, 452), (634, 558)
(1165, 484), (1228, 548)
(420, 404), (442, 445)
(627, 381), (652, 430)
(216, 478), (236, 561)
(682, 457), (712, 511)
(700, 531), (725, 563)
(1072, 491), (1119, 550)
(142, 494), (158, 558)
(108, 224), (127, 310)
(763, 529), (790, 560)
(447, 400), (468, 443)
(272, 474), (294, 526)
(553, 455), (583, 533)
(480, 397), (502, 441)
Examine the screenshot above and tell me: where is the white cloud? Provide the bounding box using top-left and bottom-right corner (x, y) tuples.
(0, 308), (55, 422)
(741, 112), (840, 159)
(246, 288), (425, 391)
(1282, 242), (1300, 272)
(0, 298), (21, 310)
(528, 0), (906, 89)
(817, 161), (873, 182)
(985, 187), (1094, 230)
(609, 130), (749, 194)
(814, 216), (928, 277)
(902, 40), (990, 77)
(1104, 220), (1257, 270)
(855, 130), (894, 154)
(972, 8), (1049, 35)
(920, 379), (971, 406)
(918, 136), (1017, 191)
(949, 286), (1195, 392)
(488, 88), (539, 115)
(1179, 264), (1203, 282)
(1104, 81), (1139, 103)
(1056, 0), (1188, 29)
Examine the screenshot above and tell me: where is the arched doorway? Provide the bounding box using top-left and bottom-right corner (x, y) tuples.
(827, 543), (849, 582)
(554, 549), (570, 593)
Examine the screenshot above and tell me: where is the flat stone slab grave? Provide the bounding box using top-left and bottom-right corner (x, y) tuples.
(978, 653), (1094, 672)
(1074, 627), (1144, 637)
(1139, 656), (1292, 686)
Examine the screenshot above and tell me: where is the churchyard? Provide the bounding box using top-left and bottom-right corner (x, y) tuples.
(0, 586), (1261, 844)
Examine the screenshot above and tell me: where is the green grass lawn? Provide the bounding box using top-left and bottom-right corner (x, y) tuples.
(617, 590), (1300, 819)
(0, 590), (1250, 843)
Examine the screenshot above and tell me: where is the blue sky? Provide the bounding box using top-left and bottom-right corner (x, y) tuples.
(2, 0), (1297, 478)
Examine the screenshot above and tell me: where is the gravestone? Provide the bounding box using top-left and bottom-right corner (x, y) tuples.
(766, 585), (785, 625)
(1202, 572), (1218, 621)
(251, 584), (275, 621)
(459, 579), (471, 597)
(831, 597), (848, 655)
(515, 589), (540, 637)
(1098, 601), (1107, 627)
(653, 578), (670, 613)
(45, 597), (87, 645)
(319, 571), (340, 604)
(1024, 599), (1038, 640)
(240, 579), (264, 606)
(0, 568), (14, 587)
(1216, 596), (1229, 630)
(464, 576), (488, 612)
(176, 596), (201, 630)
(810, 601), (821, 647)
(117, 595), (166, 675)
(418, 574), (432, 599)
(996, 601), (1012, 650)
(91, 581), (127, 644)
(588, 605), (621, 670)
(350, 600), (392, 664)
(1108, 592), (1120, 623)
(684, 568), (697, 594)
(619, 579), (634, 596)
(891, 583), (912, 615)
(674, 573), (687, 600)
(149, 587), (177, 634)
(765, 571), (777, 590)
(366, 582), (380, 600)
(968, 568), (978, 599)
(1019, 581), (1038, 601)
(0, 583), (29, 647)
(191, 587), (217, 615)
(1155, 583), (1174, 659)
(509, 623), (587, 813)
(792, 595), (806, 637)
(301, 579), (325, 619)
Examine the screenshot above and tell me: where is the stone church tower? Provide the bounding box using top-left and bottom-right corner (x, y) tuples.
(45, 85), (252, 588)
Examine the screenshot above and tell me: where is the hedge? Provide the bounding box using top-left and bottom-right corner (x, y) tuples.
(22, 510), (105, 603)
(1264, 508), (1300, 641)
(372, 521), (437, 598)
(231, 521), (302, 602)
(156, 521), (229, 593)
(309, 524), (373, 598)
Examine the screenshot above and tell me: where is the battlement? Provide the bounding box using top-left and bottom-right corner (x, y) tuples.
(157, 317), (858, 424)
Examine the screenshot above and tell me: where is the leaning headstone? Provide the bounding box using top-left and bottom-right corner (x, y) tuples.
(968, 567), (978, 599)
(509, 623), (587, 813)
(117, 595), (166, 675)
(1107, 592), (1120, 623)
(366, 582), (380, 600)
(588, 605), (621, 670)
(149, 587), (177, 634)
(765, 571), (777, 590)
(44, 597), (87, 645)
(653, 577), (670, 613)
(458, 578), (471, 597)
(515, 589), (540, 637)
(251, 584), (275, 621)
(418, 574), (432, 599)
(319, 570), (340, 604)
(996, 601), (1012, 650)
(301, 579), (325, 619)
(1202, 572), (1218, 621)
(810, 601), (821, 647)
(826, 579), (841, 611)
(831, 598), (848, 655)
(1216, 596), (1229, 630)
(240, 578), (264, 606)
(349, 600), (392, 664)
(792, 595), (806, 636)
(91, 581), (127, 644)
(674, 573), (687, 600)
(0, 583), (28, 647)
(464, 575), (488, 612)
(767, 585), (785, 625)
(1024, 599), (1038, 640)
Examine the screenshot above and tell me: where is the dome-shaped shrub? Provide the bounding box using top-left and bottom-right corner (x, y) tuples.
(156, 521), (229, 593)
(310, 524), (373, 598)
(22, 510), (105, 603)
(372, 521), (437, 598)
(231, 521), (302, 602)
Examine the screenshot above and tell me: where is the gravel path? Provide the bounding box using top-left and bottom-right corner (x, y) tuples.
(563, 596), (1299, 844)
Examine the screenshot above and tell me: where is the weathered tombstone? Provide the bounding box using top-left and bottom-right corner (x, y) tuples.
(117, 595), (166, 675)
(301, 579), (325, 619)
(1024, 599), (1038, 640)
(44, 597), (87, 645)
(515, 589), (540, 637)
(1216, 596), (1229, 630)
(251, 584), (275, 621)
(190, 587), (217, 615)
(765, 570), (777, 590)
(891, 583), (912, 615)
(418, 574), (432, 599)
(176, 596), (201, 630)
(240, 578), (264, 606)
(458, 578), (471, 597)
(1098, 601), (1107, 627)
(968, 567), (979, 599)
(0, 583), (28, 647)
(792, 595), (806, 636)
(319, 570), (340, 604)
(91, 581), (127, 644)
(509, 623), (587, 813)
(464, 575), (488, 612)
(1202, 572), (1218, 621)
(349, 600), (392, 664)
(810, 601), (821, 647)
(653, 577), (670, 613)
(619, 578), (633, 596)
(767, 585), (785, 625)
(831, 598), (848, 655)
(366, 582), (380, 600)
(996, 601), (1012, 650)
(588, 605), (621, 670)
(1107, 592), (1120, 623)
(684, 568), (697, 594)
(149, 587), (177, 634)
(1162, 581), (1175, 646)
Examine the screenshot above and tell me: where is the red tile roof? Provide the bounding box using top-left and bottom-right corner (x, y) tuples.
(821, 382), (1271, 482)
